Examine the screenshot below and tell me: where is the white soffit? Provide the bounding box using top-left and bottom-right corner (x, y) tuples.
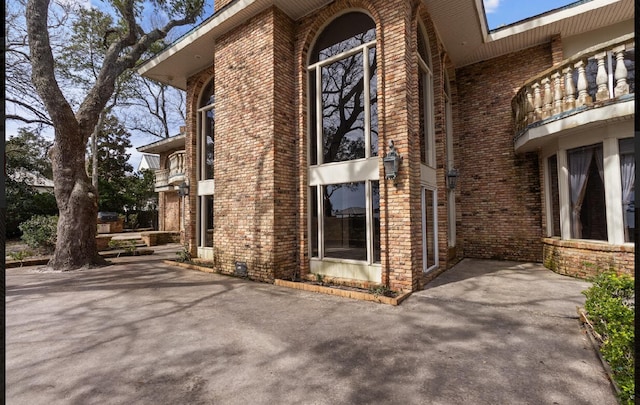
(138, 0), (333, 89)
(140, 0), (633, 88)
(423, 0), (633, 68)
(137, 134), (186, 154)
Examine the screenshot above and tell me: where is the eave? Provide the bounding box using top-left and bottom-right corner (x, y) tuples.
(139, 0), (633, 88)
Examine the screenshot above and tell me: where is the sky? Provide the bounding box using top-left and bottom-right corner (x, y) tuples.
(483, 0), (582, 30)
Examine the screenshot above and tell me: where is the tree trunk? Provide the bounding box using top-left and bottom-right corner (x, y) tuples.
(47, 133), (107, 270)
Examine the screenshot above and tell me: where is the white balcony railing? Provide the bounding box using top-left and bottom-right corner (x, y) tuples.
(154, 169), (169, 190)
(153, 150), (186, 190)
(512, 34), (634, 142)
(167, 150), (186, 185)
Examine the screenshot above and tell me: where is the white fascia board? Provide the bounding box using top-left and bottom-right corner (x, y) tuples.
(137, 0), (266, 86)
(488, 0), (620, 42)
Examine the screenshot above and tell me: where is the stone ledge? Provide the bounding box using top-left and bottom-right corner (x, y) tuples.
(162, 260), (412, 305)
(274, 279), (412, 306)
(164, 260), (215, 273)
(542, 237), (634, 253)
(141, 231), (181, 246)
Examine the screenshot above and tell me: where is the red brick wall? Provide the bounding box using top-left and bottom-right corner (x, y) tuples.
(271, 8), (297, 279)
(543, 238), (634, 278)
(210, 7), (296, 282)
(293, 0), (460, 292)
(454, 44), (551, 262)
(162, 192), (181, 232)
(214, 0), (234, 12)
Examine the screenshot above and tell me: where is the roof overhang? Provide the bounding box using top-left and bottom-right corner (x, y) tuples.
(137, 134), (186, 154)
(425, 0), (632, 68)
(138, 0), (333, 89)
(139, 0), (633, 88)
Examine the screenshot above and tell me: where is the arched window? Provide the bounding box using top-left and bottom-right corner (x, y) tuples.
(197, 78), (215, 253)
(198, 79), (215, 181)
(308, 12), (381, 279)
(309, 11), (378, 165)
(418, 25), (435, 166)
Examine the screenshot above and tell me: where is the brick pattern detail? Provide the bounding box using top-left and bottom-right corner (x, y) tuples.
(204, 7), (297, 282)
(550, 34), (563, 65)
(455, 44), (551, 263)
(214, 0), (234, 12)
(171, 0), (626, 292)
(542, 238), (634, 278)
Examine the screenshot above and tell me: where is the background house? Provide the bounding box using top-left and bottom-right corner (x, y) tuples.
(137, 129), (187, 233)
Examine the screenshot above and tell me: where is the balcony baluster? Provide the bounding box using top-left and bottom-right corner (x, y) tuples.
(562, 66), (575, 111)
(613, 45), (629, 97)
(541, 77), (553, 119)
(552, 72), (563, 115)
(532, 82), (542, 121)
(575, 60), (591, 107)
(512, 34), (633, 145)
(595, 52), (610, 101)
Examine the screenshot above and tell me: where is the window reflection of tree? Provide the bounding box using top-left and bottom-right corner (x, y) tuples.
(309, 13), (380, 263)
(320, 35), (377, 163)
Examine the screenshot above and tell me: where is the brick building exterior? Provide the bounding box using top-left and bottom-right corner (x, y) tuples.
(139, 0), (635, 291)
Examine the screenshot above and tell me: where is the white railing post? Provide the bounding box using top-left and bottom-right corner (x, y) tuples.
(542, 77), (553, 119)
(552, 72), (563, 115)
(532, 82), (542, 120)
(575, 60), (591, 107)
(595, 52), (610, 101)
(562, 66), (575, 111)
(612, 45), (629, 97)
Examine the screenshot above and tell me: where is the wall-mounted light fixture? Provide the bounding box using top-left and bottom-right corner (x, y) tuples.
(447, 168), (459, 190)
(383, 140), (402, 180)
(177, 181), (190, 197)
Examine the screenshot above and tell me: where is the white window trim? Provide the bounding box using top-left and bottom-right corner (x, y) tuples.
(307, 21), (379, 267)
(418, 22), (435, 168)
(308, 40), (377, 166)
(422, 185), (439, 273)
(196, 79), (215, 251)
(545, 131), (633, 246)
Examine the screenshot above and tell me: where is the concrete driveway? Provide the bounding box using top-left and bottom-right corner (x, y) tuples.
(6, 251), (617, 404)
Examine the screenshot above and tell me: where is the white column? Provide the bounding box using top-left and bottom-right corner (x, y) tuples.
(603, 138), (624, 245)
(557, 150), (571, 240)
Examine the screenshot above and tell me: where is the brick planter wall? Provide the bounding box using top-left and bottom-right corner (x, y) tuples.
(542, 238), (634, 278)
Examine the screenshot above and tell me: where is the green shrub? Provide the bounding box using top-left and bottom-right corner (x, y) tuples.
(19, 215), (58, 253)
(9, 250), (32, 266)
(175, 246), (192, 263)
(583, 272), (635, 404)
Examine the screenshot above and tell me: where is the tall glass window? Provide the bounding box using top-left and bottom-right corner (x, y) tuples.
(309, 12), (377, 165)
(308, 12), (380, 265)
(619, 138), (635, 242)
(548, 155), (561, 237)
(567, 143), (606, 240)
(418, 26), (434, 166)
(197, 79), (215, 249)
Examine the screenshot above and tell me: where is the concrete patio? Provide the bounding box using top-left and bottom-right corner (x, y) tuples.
(6, 251), (617, 404)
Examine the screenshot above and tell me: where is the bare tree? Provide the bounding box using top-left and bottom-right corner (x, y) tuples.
(26, 0), (204, 270)
(125, 73), (186, 139)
